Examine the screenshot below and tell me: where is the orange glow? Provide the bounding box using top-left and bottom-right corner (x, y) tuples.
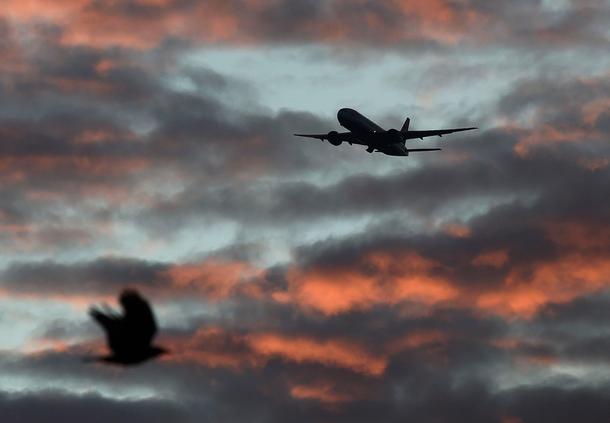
(23, 338), (72, 355)
(477, 253), (610, 317)
(515, 354), (558, 367)
(0, 0), (88, 22)
(0, 0), (489, 50)
(443, 223), (471, 238)
(545, 221), (610, 250)
(578, 157), (610, 171)
(0, 289), (114, 311)
(278, 251), (457, 315)
(165, 259), (263, 300)
(388, 330), (448, 353)
(169, 328), (264, 369)
(393, 274), (457, 304)
(397, 0), (482, 44)
(0, 156), (149, 177)
(247, 333), (387, 376)
(282, 269), (386, 315)
(515, 125), (601, 157)
(491, 338), (559, 368)
(166, 328), (387, 376)
(290, 381), (356, 404)
(582, 98), (610, 126)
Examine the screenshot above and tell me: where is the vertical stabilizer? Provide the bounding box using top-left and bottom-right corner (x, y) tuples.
(401, 117), (410, 132)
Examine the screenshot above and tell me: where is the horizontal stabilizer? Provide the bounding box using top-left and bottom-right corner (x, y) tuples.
(407, 148), (442, 153)
(294, 133), (326, 140)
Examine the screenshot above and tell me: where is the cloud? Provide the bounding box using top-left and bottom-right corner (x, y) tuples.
(275, 250), (457, 315)
(0, 390), (188, 423)
(2, 0), (608, 51)
(1, 1), (610, 421)
(0, 256), (266, 303)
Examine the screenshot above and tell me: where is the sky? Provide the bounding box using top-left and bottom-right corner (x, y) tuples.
(1, 0), (610, 421)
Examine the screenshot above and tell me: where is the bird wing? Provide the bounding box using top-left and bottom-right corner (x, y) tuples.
(89, 307), (124, 354)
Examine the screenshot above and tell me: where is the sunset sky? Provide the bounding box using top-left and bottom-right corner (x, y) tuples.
(1, 1), (610, 421)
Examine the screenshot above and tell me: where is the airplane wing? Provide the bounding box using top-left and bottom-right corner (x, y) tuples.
(403, 127), (477, 140)
(294, 132), (366, 145)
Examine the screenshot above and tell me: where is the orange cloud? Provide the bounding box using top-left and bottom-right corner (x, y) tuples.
(545, 221), (610, 250)
(0, 0), (488, 50)
(443, 223), (472, 238)
(515, 124), (604, 157)
(477, 253), (610, 317)
(0, 155), (149, 178)
(491, 336), (557, 365)
(170, 327), (265, 369)
(0, 0), (88, 22)
(582, 97), (610, 126)
(247, 333), (387, 376)
(290, 381), (358, 405)
(0, 289), (113, 312)
(397, 0), (483, 45)
(577, 157), (610, 171)
(168, 328), (387, 376)
(276, 251), (457, 315)
(23, 338), (73, 355)
(388, 330), (448, 354)
(165, 258), (264, 300)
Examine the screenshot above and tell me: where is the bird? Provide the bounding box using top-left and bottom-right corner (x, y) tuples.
(88, 289), (168, 365)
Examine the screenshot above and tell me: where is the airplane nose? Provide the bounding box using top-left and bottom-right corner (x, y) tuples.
(337, 108), (353, 119)
(337, 108), (355, 124)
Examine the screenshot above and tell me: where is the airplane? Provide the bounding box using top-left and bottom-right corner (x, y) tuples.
(294, 108), (477, 156)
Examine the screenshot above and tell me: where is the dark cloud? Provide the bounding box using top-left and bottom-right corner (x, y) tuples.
(0, 25), (342, 252)
(141, 126), (610, 237)
(501, 384), (610, 423)
(6, 335), (610, 423)
(0, 390), (189, 423)
(131, 68), (610, 233)
(0, 258), (167, 294)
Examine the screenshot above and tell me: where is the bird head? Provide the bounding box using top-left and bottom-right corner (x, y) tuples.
(119, 288), (144, 309)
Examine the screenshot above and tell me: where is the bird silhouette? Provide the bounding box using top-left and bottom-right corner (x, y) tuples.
(89, 289), (168, 365)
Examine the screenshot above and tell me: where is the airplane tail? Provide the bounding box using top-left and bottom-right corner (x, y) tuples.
(401, 117), (410, 132)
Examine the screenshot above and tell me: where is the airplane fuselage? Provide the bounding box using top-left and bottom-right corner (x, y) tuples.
(337, 108), (408, 156)
(337, 108), (384, 134)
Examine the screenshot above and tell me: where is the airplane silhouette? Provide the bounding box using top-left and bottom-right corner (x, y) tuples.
(89, 289), (168, 365)
(295, 108), (477, 156)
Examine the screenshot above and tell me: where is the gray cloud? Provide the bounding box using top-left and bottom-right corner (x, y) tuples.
(0, 390), (189, 423)
(0, 258), (168, 294)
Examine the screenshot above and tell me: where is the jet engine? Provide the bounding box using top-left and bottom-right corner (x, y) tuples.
(327, 131), (342, 146)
